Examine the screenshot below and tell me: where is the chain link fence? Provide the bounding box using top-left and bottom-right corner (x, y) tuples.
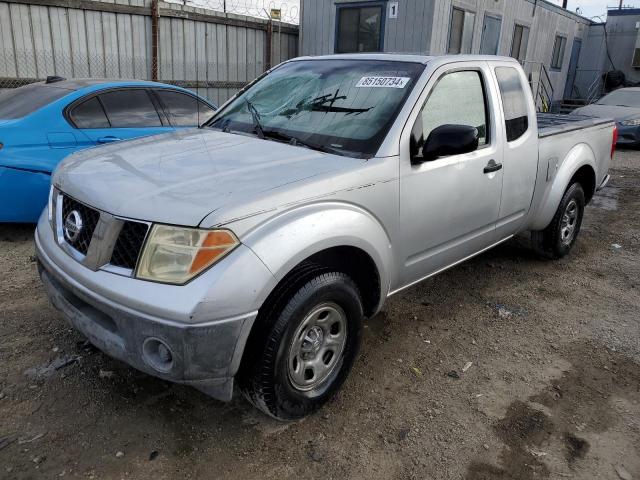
(0, 49), (272, 106)
(0, 51), (153, 91)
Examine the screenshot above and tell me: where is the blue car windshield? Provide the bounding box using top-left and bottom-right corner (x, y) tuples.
(206, 59), (425, 158)
(0, 83), (70, 119)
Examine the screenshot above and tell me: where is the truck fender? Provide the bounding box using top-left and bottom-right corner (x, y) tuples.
(529, 143), (596, 231)
(241, 202), (393, 312)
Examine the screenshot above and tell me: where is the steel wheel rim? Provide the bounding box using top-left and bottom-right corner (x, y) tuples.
(287, 302), (348, 392)
(560, 199), (579, 246)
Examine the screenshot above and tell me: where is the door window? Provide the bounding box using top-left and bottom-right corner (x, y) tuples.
(414, 70), (488, 151)
(335, 4), (383, 53)
(69, 97), (110, 128)
(155, 89), (215, 126)
(98, 89), (162, 128)
(495, 67), (529, 142)
(480, 15), (502, 55)
(448, 8), (475, 54)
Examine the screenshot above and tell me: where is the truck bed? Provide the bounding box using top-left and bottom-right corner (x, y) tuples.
(537, 113), (612, 138)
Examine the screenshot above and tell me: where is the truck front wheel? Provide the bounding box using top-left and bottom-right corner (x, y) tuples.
(239, 270), (363, 420)
(532, 182), (586, 259)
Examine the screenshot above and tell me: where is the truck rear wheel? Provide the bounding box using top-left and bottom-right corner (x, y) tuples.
(239, 270), (363, 420)
(532, 182), (585, 259)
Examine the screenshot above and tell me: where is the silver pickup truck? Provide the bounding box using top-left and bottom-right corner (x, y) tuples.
(36, 54), (616, 420)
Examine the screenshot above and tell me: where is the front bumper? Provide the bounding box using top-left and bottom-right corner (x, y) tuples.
(35, 212), (276, 401)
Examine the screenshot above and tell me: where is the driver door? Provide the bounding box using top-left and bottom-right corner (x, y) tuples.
(397, 63), (505, 288)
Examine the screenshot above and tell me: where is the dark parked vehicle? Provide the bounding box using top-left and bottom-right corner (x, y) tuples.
(572, 87), (640, 147)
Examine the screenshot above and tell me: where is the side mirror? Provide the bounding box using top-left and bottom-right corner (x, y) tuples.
(412, 124), (479, 163)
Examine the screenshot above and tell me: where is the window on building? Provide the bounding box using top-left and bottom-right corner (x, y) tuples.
(480, 14), (502, 55)
(495, 67), (529, 142)
(335, 4), (383, 53)
(98, 89), (162, 128)
(551, 35), (567, 70)
(69, 97), (110, 129)
(414, 70), (489, 150)
(448, 7), (475, 54)
(511, 24), (530, 63)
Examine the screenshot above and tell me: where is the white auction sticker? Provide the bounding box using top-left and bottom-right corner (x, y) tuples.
(356, 76), (410, 88)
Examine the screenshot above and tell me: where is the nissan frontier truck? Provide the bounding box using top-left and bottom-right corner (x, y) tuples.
(36, 54), (616, 420)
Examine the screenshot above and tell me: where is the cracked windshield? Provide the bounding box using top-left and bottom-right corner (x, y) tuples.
(207, 59), (425, 157)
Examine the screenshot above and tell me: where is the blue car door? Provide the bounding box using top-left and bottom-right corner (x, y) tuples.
(69, 88), (173, 145)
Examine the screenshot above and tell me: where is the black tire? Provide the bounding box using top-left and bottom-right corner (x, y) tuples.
(532, 182), (585, 259)
(238, 270), (363, 420)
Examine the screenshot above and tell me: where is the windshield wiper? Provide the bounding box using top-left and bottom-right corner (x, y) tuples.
(310, 104), (373, 115)
(261, 129), (344, 155)
(245, 99), (265, 139)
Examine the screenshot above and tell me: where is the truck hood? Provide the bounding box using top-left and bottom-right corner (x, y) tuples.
(53, 128), (358, 226)
(571, 104), (640, 121)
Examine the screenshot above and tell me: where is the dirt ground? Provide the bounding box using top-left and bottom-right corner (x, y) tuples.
(1, 150), (639, 480)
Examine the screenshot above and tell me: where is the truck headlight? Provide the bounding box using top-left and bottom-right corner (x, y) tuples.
(620, 118), (640, 126)
(136, 225), (239, 284)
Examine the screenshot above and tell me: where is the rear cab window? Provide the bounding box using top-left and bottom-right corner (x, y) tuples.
(0, 83), (70, 119)
(495, 66), (529, 142)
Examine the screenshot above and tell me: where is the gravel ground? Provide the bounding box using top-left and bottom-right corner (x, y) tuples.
(0, 150), (638, 480)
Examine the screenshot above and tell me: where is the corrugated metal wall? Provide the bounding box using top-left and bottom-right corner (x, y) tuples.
(300, 0), (591, 101)
(0, 0), (299, 104)
(430, 0), (589, 99)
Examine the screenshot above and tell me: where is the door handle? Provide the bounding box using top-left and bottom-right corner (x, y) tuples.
(97, 136), (121, 144)
(483, 160), (503, 174)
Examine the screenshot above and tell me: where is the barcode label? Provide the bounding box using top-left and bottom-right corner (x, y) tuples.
(356, 76), (410, 88)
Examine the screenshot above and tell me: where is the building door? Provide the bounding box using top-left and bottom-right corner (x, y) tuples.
(563, 39), (582, 99)
(480, 14), (502, 55)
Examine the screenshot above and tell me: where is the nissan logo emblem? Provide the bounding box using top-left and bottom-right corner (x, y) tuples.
(64, 210), (84, 243)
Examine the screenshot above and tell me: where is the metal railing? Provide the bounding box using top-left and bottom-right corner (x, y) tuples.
(586, 75), (604, 104)
(524, 61), (555, 112)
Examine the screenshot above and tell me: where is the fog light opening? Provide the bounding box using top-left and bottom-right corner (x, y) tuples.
(142, 338), (174, 373)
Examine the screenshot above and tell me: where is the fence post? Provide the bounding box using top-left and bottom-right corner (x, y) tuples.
(151, 0), (160, 81)
(265, 18), (273, 71)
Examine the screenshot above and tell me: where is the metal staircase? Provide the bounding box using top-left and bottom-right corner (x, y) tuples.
(524, 62), (555, 113)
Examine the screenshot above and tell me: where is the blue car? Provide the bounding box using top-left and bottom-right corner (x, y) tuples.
(0, 78), (217, 222)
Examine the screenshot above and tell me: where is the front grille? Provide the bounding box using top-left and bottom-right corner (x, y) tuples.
(61, 196), (100, 255)
(110, 221), (149, 270)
